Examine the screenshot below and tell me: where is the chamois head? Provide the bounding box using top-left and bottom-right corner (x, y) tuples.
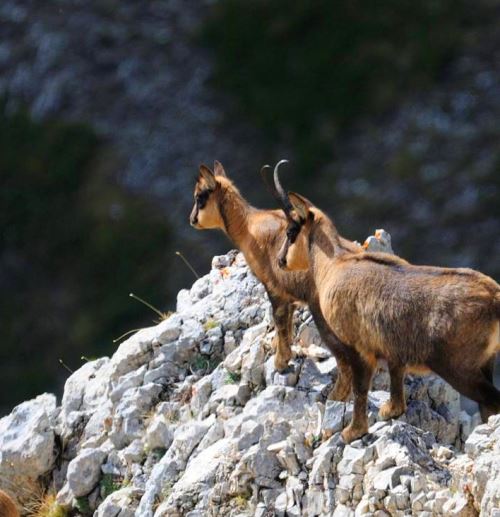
(269, 161), (315, 271)
(190, 161), (229, 230)
(278, 192), (315, 271)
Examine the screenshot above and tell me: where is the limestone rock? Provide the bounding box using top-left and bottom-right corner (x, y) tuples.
(1, 248), (498, 517)
(94, 487), (142, 517)
(66, 448), (107, 497)
(0, 393), (58, 502)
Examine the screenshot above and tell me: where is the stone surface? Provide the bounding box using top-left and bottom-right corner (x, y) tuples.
(0, 393), (58, 502)
(66, 448), (107, 497)
(0, 249), (498, 516)
(94, 487), (142, 517)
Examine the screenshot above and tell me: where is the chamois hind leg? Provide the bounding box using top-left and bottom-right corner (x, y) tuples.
(268, 293), (294, 372)
(379, 362), (406, 420)
(342, 351), (375, 443)
(428, 356), (500, 422)
(310, 305), (352, 401)
(327, 355), (353, 402)
(481, 355), (496, 385)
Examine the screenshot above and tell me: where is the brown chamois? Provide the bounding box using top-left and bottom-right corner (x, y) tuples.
(0, 490), (19, 517)
(274, 180), (500, 443)
(190, 160), (361, 400)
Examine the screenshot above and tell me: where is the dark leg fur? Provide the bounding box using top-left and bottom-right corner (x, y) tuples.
(342, 351), (375, 443)
(428, 355), (500, 422)
(310, 303), (352, 401)
(328, 355), (353, 402)
(379, 362), (406, 420)
(481, 355), (496, 385)
(268, 293), (294, 372)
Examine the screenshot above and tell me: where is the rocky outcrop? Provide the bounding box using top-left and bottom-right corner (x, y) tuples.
(0, 241), (499, 516)
(0, 394), (58, 499)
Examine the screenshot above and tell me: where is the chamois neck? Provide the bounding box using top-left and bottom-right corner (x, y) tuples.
(218, 187), (252, 247)
(309, 213), (354, 276)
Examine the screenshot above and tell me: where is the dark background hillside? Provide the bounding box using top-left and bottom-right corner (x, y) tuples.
(1, 0), (499, 414)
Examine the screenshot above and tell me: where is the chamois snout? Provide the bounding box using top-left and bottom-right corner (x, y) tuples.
(189, 206), (199, 227)
(277, 239), (290, 270)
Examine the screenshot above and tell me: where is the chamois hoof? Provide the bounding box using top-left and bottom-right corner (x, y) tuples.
(274, 354), (292, 373)
(341, 423), (368, 444)
(379, 400), (406, 420)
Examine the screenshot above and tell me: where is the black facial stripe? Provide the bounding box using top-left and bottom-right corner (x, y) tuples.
(196, 189), (212, 209)
(286, 221), (302, 243)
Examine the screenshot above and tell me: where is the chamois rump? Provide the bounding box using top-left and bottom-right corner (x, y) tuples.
(0, 490), (19, 517)
(190, 160), (361, 400)
(274, 174), (500, 443)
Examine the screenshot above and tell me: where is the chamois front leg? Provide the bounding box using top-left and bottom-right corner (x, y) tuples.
(268, 293), (294, 372)
(379, 362), (407, 420)
(310, 306), (352, 401)
(342, 351), (375, 443)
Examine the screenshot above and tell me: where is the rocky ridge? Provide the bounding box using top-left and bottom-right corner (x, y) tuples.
(1, 238), (499, 516)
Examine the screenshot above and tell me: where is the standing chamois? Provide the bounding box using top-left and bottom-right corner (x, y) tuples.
(190, 160), (363, 400)
(273, 171), (500, 443)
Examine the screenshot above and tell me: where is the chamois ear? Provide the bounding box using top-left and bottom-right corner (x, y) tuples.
(288, 192), (312, 221)
(198, 164), (217, 190)
(213, 160), (227, 178)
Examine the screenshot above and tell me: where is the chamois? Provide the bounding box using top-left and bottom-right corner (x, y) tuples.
(274, 174), (500, 443)
(0, 490), (19, 517)
(190, 160), (361, 400)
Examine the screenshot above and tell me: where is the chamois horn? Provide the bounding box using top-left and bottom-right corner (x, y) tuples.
(260, 164), (278, 199)
(273, 159), (293, 213)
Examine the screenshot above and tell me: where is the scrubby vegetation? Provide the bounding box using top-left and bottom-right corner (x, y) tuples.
(0, 100), (175, 410)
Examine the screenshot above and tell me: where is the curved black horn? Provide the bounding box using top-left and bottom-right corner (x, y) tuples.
(273, 159), (292, 212)
(260, 164), (276, 197)
(260, 164), (272, 187)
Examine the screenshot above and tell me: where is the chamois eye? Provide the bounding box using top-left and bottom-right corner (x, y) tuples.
(286, 225), (299, 243)
(196, 191), (210, 209)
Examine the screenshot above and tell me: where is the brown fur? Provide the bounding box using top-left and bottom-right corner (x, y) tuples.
(0, 490), (19, 517)
(278, 193), (500, 443)
(190, 162), (361, 399)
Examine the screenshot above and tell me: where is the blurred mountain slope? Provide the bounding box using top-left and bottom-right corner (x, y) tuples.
(0, 0), (499, 412)
(203, 0), (500, 278)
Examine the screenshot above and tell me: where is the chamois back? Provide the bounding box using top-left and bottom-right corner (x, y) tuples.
(277, 185), (500, 441)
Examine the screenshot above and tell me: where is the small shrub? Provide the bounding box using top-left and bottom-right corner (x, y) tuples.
(190, 355), (210, 372)
(100, 473), (122, 499)
(74, 497), (91, 515)
(149, 447), (167, 463)
(23, 490), (68, 517)
(225, 371), (241, 384)
(231, 494), (249, 510)
(203, 319), (219, 331)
